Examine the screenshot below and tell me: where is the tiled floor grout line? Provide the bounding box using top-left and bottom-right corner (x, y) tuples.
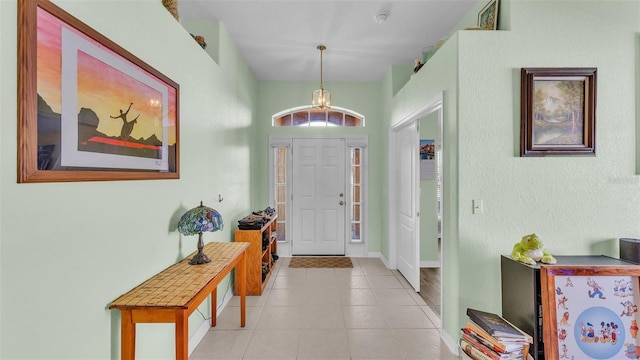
(192, 257), (454, 360)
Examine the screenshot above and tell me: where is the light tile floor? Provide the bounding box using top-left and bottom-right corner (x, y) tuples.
(191, 257), (460, 360)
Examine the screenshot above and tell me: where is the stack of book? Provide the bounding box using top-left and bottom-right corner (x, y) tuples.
(459, 308), (533, 360)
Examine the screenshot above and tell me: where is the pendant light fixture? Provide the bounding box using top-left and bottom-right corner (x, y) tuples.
(312, 45), (331, 109)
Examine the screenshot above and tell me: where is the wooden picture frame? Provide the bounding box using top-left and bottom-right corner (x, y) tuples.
(520, 68), (596, 157)
(540, 265), (640, 360)
(477, 0), (499, 30)
(18, 0), (180, 183)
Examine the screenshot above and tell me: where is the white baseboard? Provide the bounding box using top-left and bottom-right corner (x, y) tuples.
(373, 254), (440, 270)
(276, 240), (290, 257)
(420, 260), (440, 268)
(441, 327), (459, 356)
(189, 316), (211, 355)
(188, 284), (235, 355)
(369, 252), (391, 268)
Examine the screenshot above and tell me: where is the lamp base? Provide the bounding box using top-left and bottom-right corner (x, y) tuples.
(189, 232), (211, 265)
(189, 251), (211, 265)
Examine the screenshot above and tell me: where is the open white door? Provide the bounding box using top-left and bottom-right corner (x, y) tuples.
(395, 121), (420, 291)
(389, 93), (444, 316)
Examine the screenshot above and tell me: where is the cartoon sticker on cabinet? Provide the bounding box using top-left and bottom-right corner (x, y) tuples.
(553, 275), (640, 359)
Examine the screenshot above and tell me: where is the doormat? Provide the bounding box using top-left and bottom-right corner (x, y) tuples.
(289, 257), (353, 268)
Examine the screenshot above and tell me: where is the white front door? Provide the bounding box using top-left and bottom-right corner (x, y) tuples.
(395, 122), (420, 291)
(291, 138), (346, 255)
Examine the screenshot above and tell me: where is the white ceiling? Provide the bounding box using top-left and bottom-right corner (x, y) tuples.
(178, 0), (477, 82)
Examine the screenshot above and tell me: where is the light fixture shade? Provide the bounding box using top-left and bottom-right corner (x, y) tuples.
(178, 202), (223, 235)
(312, 88), (331, 109)
(312, 44), (331, 109)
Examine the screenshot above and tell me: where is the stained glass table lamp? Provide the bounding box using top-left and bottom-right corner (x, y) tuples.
(177, 201), (223, 265)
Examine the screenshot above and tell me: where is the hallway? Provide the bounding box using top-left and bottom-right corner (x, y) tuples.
(191, 257), (457, 359)
(420, 267), (441, 317)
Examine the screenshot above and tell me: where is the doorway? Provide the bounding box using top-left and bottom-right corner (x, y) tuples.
(269, 135), (368, 258)
(392, 120), (420, 290)
(291, 138), (346, 255)
(389, 92), (443, 319)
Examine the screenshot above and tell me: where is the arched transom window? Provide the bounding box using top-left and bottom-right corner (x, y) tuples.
(272, 106), (365, 127)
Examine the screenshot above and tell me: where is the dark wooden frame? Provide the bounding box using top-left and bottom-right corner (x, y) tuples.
(520, 67), (596, 157)
(540, 265), (640, 360)
(18, 0), (180, 183)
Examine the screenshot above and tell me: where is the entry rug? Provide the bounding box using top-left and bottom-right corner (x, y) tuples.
(289, 257), (353, 268)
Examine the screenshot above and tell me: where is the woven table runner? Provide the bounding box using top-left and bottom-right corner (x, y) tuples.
(109, 242), (248, 308)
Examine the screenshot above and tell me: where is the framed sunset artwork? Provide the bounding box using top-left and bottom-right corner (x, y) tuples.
(18, 0), (179, 182)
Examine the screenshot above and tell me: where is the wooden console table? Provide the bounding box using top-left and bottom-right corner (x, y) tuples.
(109, 241), (249, 360)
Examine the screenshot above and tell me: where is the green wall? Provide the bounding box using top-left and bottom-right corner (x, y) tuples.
(391, 0), (640, 345)
(387, 31), (462, 342)
(2, 0), (639, 358)
(254, 81), (386, 255)
(0, 1), (258, 358)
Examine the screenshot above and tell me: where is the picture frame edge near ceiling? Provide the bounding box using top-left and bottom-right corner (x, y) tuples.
(477, 0), (499, 30)
(18, 0), (180, 183)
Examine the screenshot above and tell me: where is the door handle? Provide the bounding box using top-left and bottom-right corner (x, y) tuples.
(339, 201), (344, 206)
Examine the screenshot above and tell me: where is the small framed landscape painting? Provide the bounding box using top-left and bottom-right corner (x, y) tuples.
(540, 265), (640, 360)
(520, 67), (597, 157)
(18, 0), (180, 183)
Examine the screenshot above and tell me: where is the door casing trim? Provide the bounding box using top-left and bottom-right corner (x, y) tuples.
(269, 134), (368, 257)
(388, 91), (443, 298)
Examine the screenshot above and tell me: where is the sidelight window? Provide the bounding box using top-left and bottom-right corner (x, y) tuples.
(350, 147), (363, 242)
(273, 147), (287, 242)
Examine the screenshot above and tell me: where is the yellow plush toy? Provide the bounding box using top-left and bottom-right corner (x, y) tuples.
(511, 233), (556, 265)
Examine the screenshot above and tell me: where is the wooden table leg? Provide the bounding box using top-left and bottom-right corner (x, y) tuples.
(175, 310), (188, 360)
(238, 251), (246, 327)
(120, 310), (135, 360)
(210, 287), (217, 327)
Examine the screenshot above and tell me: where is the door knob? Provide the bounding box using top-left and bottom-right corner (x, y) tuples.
(339, 201), (344, 206)
(339, 193), (344, 197)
